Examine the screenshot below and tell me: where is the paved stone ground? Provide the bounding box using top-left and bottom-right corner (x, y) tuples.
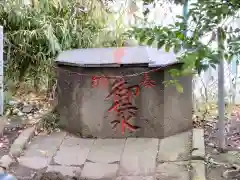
(9, 130), (193, 180)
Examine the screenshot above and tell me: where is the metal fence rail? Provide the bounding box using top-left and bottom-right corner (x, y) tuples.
(0, 26), (3, 115)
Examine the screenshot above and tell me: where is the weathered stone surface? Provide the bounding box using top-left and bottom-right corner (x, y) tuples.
(19, 156), (49, 169)
(163, 71), (192, 137)
(158, 131), (192, 162)
(23, 132), (65, 158)
(116, 176), (154, 180)
(87, 139), (125, 163)
(18, 132), (66, 169)
(56, 63), (193, 138)
(119, 138), (158, 176)
(0, 155), (14, 169)
(54, 135), (94, 166)
(191, 160), (206, 180)
(10, 127), (35, 157)
(156, 161), (190, 180)
(192, 129), (205, 159)
(9, 132), (196, 179)
(47, 165), (81, 176)
(81, 162), (119, 180)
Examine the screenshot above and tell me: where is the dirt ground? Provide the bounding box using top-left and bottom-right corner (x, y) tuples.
(0, 91), (51, 160)
(205, 146), (240, 180)
(0, 125), (23, 158)
(196, 104), (240, 180)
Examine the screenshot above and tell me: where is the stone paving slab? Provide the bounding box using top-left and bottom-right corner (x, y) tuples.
(10, 130), (196, 180)
(191, 160), (206, 180)
(119, 138), (159, 176)
(192, 129), (205, 159)
(23, 132), (66, 158)
(53, 135), (94, 166)
(81, 162), (119, 180)
(87, 139), (125, 163)
(158, 131), (192, 162)
(10, 127), (36, 157)
(155, 161), (190, 180)
(18, 132), (66, 169)
(19, 156), (49, 169)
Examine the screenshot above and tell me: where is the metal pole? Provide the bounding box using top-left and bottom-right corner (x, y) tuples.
(183, 0), (189, 37)
(0, 26), (3, 116)
(232, 56), (238, 104)
(217, 27), (226, 150)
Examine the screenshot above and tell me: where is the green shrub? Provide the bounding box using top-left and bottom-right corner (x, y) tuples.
(0, 0), (123, 91)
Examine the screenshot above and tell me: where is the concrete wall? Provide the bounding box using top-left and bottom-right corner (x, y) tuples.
(56, 64), (192, 138)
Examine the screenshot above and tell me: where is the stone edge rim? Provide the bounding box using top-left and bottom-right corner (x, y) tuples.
(190, 128), (206, 180)
(0, 110), (52, 172)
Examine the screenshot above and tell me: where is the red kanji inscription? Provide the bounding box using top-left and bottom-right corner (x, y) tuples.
(106, 78), (140, 134)
(140, 73), (156, 88)
(91, 76), (109, 88)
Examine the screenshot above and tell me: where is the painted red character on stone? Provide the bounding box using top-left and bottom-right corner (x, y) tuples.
(106, 78), (140, 134)
(91, 76), (108, 88)
(140, 73), (156, 88)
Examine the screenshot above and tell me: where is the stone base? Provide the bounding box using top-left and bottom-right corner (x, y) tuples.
(56, 65), (193, 138)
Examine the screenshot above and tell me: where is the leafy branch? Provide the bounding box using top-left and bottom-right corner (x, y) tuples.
(128, 0), (240, 88)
